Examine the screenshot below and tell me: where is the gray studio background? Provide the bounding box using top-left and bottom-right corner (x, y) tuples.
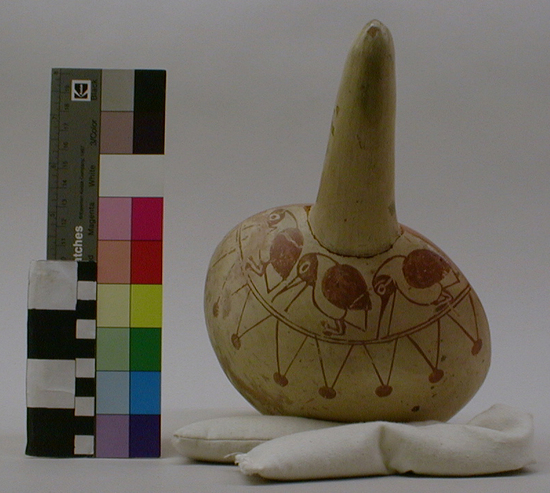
(0, 1), (549, 490)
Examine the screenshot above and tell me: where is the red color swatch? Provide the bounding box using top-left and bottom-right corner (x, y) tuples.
(131, 241), (162, 284)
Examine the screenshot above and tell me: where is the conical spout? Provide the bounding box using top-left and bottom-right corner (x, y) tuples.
(309, 20), (400, 257)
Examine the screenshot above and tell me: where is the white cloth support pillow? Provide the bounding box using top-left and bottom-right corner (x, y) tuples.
(173, 404), (534, 481)
(172, 415), (339, 463)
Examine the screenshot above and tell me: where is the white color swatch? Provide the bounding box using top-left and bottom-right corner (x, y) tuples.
(74, 397), (95, 417)
(76, 319), (96, 339)
(26, 359), (76, 409)
(28, 261), (77, 311)
(74, 435), (95, 455)
(77, 281), (97, 301)
(75, 358), (95, 378)
(99, 155), (164, 197)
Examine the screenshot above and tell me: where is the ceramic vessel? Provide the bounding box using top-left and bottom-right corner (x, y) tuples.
(204, 20), (490, 422)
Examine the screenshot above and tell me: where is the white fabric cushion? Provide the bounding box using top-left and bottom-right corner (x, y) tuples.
(234, 404), (534, 480)
(172, 415), (339, 463)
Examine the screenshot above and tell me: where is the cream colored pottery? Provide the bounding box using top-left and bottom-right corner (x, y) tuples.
(204, 20), (490, 422)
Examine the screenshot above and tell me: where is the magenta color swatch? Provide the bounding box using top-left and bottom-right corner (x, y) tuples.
(95, 415), (130, 458)
(98, 197), (132, 240)
(131, 198), (163, 240)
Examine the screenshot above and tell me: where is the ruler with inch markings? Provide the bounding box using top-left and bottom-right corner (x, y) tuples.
(48, 68), (101, 261)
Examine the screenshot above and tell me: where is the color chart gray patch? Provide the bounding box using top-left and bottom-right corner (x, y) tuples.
(101, 70), (135, 111)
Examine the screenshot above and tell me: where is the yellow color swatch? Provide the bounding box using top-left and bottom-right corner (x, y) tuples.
(130, 284), (162, 328)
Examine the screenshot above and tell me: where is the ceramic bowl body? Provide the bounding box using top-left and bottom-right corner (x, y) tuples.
(205, 204), (490, 422)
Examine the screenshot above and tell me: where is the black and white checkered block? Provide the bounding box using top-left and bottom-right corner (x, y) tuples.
(26, 260), (97, 457)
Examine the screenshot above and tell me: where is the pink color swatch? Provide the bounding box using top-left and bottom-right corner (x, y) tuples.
(98, 197), (132, 240)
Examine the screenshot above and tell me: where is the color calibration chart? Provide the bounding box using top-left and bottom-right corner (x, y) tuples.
(26, 69), (165, 457)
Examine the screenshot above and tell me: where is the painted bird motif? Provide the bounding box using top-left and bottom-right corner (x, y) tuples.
(274, 253), (371, 336)
(372, 248), (457, 339)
